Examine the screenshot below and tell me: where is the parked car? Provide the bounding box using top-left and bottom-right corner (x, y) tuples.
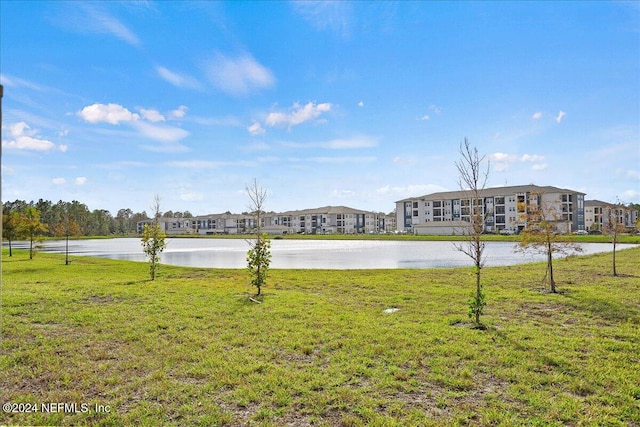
(573, 230), (588, 235)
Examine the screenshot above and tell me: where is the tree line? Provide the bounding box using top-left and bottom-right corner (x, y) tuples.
(2, 199), (194, 237)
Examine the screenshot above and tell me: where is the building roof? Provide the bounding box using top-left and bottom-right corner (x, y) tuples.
(395, 184), (586, 203)
(584, 199), (613, 207)
(275, 205), (375, 216)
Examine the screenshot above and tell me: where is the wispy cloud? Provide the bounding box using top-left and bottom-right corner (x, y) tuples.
(0, 74), (43, 91)
(2, 122), (66, 152)
(165, 160), (254, 168)
(376, 184), (449, 197)
(556, 110), (566, 123)
(532, 112), (542, 120)
(266, 102), (331, 128)
(203, 52), (275, 96)
(247, 122), (266, 136)
(287, 156), (376, 164)
(282, 135), (378, 149)
(292, 1), (352, 38)
(75, 177), (88, 185)
(60, 3), (142, 47)
(156, 66), (202, 90)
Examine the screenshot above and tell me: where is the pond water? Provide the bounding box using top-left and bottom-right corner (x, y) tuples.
(7, 238), (636, 269)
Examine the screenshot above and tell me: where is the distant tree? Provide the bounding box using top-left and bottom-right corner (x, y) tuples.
(115, 208), (134, 234)
(52, 206), (81, 265)
(517, 193), (582, 293)
(602, 203), (627, 277)
(141, 195), (167, 280)
(20, 207), (48, 259)
(162, 210), (173, 218)
(2, 210), (24, 257)
(245, 179), (271, 298)
(453, 139), (490, 327)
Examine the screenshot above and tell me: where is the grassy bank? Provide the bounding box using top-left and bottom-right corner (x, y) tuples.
(1, 248), (639, 426)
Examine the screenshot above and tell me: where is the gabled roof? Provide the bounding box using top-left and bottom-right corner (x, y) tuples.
(395, 184), (585, 203)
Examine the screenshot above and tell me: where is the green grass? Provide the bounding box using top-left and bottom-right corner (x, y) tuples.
(1, 247), (639, 426)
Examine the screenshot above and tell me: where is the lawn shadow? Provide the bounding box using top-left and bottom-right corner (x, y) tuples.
(561, 292), (640, 324)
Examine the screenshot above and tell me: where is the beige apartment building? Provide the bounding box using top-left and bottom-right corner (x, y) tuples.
(396, 184), (587, 235)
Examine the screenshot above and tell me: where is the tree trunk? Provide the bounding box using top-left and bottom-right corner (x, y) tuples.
(547, 249), (556, 293)
(612, 239), (617, 277)
(475, 267), (481, 325)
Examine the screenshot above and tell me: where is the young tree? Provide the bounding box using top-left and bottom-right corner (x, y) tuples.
(453, 139), (490, 327)
(517, 193), (582, 293)
(2, 210), (24, 257)
(246, 179), (271, 298)
(52, 208), (81, 265)
(141, 195), (166, 281)
(602, 203), (627, 277)
(20, 207), (48, 259)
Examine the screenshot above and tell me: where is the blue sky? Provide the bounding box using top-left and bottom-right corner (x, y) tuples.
(1, 1), (639, 216)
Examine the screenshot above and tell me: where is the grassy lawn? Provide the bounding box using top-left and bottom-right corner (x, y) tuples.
(1, 247), (639, 426)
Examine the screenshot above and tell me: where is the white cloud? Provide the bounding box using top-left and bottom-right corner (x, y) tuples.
(52, 178), (66, 185)
(421, 115), (430, 121)
(266, 102), (332, 128)
(168, 105), (189, 120)
(247, 122), (266, 136)
(358, 101), (364, 107)
(521, 154), (545, 162)
(204, 53), (275, 96)
(2, 122), (64, 152)
(489, 152), (546, 172)
(78, 103), (189, 144)
(532, 112), (542, 120)
(556, 110), (566, 123)
(156, 66), (202, 90)
(75, 177), (88, 185)
(138, 108), (165, 122)
(78, 103), (140, 124)
(622, 189), (640, 200)
(531, 163), (548, 171)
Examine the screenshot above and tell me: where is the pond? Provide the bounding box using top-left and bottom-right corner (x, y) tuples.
(7, 238), (636, 269)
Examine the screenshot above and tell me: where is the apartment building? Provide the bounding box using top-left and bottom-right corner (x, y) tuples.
(137, 214), (256, 235)
(396, 184), (586, 235)
(585, 200), (638, 231)
(137, 207), (395, 235)
(263, 206), (390, 234)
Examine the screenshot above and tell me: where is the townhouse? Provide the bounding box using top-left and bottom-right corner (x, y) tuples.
(396, 184), (586, 235)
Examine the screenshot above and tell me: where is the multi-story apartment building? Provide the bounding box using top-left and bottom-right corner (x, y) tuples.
(396, 184), (586, 235)
(585, 200), (638, 231)
(137, 207), (395, 235)
(263, 206), (387, 234)
(137, 214), (256, 235)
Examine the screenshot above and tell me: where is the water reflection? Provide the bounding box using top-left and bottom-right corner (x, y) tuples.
(7, 238), (635, 270)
